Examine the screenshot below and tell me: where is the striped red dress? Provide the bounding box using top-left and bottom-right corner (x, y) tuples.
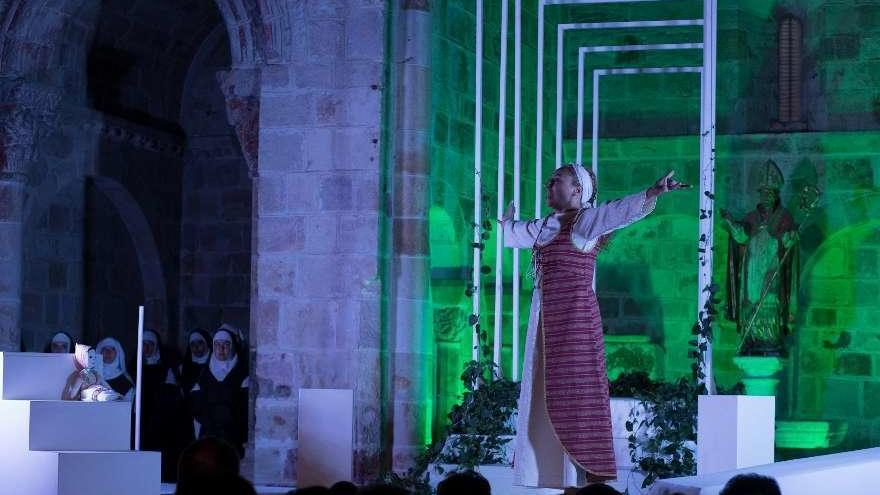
(535, 214), (616, 479)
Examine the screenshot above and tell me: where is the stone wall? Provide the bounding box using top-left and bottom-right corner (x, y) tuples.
(249, 1), (388, 484)
(179, 27), (252, 343)
(19, 109), (93, 351)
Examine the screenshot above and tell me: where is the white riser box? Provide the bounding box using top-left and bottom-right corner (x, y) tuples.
(0, 353), (76, 400)
(0, 450), (160, 495)
(0, 400), (131, 451)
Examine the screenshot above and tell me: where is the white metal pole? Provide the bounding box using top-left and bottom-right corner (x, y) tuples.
(512, 0), (522, 380)
(535, 1), (544, 220)
(493, 0), (509, 368)
(697, 0), (717, 394)
(472, 0), (484, 362)
(592, 68), (599, 178)
(576, 50), (585, 165)
(555, 26), (564, 169)
(134, 305), (144, 451)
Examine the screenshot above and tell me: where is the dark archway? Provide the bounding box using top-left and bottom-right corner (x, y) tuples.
(85, 175), (168, 352)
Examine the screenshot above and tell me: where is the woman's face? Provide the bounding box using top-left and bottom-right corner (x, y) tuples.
(143, 340), (156, 358)
(190, 338), (208, 358)
(50, 341), (69, 353)
(546, 168), (581, 211)
(214, 340), (233, 361)
(101, 346), (117, 364)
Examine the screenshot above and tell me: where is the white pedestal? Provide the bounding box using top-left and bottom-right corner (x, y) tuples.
(297, 388), (353, 488)
(697, 395), (775, 475)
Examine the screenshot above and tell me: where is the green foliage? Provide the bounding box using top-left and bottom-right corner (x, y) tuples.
(609, 371), (657, 398)
(381, 355), (520, 494)
(625, 376), (701, 488)
(623, 284), (745, 490)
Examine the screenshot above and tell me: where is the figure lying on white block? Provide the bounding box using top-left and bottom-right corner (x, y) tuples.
(62, 344), (124, 402)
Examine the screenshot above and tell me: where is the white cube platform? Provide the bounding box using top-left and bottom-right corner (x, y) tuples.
(697, 395), (775, 475)
(650, 447), (880, 495)
(0, 352), (160, 495)
(427, 399), (646, 494)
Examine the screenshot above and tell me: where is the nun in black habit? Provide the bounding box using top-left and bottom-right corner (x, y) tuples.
(188, 328), (249, 457)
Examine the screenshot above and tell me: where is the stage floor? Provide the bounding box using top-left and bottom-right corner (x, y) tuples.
(161, 483), (292, 494)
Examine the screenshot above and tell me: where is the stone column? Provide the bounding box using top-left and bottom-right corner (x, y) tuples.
(0, 82), (60, 350)
(217, 66), (261, 478)
(387, 0), (435, 471)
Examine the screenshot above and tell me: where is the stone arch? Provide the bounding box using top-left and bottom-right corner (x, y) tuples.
(799, 192), (880, 264)
(88, 175), (168, 337)
(0, 0), (290, 81)
(795, 219), (880, 450)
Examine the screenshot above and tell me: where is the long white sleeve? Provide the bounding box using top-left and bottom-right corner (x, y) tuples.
(502, 218), (546, 249)
(571, 190), (656, 249)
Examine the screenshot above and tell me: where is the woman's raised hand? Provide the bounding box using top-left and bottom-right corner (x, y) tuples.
(501, 201), (515, 222)
(648, 170), (691, 198)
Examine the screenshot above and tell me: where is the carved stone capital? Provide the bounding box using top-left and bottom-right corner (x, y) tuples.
(217, 68), (260, 178)
(0, 80), (63, 177)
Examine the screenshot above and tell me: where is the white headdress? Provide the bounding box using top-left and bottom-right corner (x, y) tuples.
(567, 164), (597, 208)
(143, 330), (160, 366)
(95, 337), (129, 381)
(50, 332), (72, 353)
(188, 330), (209, 365)
(208, 329), (238, 382)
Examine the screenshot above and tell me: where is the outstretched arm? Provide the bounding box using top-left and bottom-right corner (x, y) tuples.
(572, 171), (688, 244)
(500, 202), (545, 249)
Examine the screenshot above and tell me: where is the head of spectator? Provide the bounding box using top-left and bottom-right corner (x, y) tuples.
(294, 487), (331, 495)
(177, 436), (240, 488)
(359, 483), (411, 495)
(329, 481), (358, 495)
(576, 483), (620, 495)
(719, 473), (782, 495)
(437, 470), (491, 495)
(175, 472), (256, 495)
(44, 331), (73, 353)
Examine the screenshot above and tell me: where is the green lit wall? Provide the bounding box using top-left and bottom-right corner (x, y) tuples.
(428, 0), (880, 455)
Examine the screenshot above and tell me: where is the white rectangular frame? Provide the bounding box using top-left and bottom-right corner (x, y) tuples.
(473, 0), (717, 390)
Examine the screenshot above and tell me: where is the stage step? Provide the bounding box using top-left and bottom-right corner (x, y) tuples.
(57, 451), (161, 495)
(0, 449), (160, 495)
(0, 352), (76, 400)
(650, 447), (880, 495)
(0, 352), (160, 495)
(0, 400), (131, 451)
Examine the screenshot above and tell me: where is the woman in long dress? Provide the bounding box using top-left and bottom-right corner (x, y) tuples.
(502, 164), (687, 488)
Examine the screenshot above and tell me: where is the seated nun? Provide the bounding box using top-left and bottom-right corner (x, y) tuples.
(44, 331), (74, 353)
(189, 328), (249, 457)
(95, 337), (135, 400)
